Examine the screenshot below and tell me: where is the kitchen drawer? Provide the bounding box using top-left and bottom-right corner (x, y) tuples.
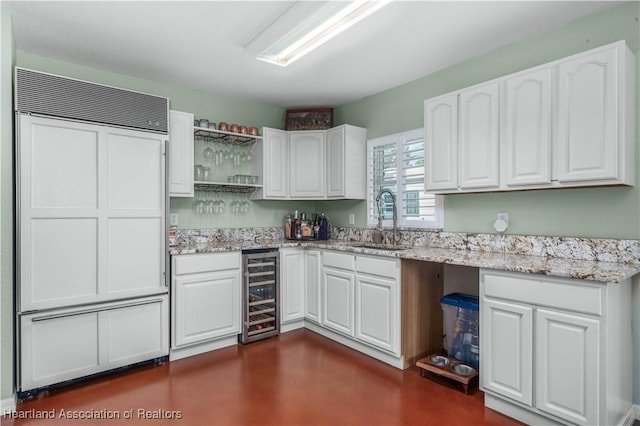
(356, 255), (398, 279)
(323, 251), (355, 271)
(173, 252), (241, 275)
(482, 271), (603, 316)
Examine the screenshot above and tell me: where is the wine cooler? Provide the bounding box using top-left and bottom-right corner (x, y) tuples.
(240, 248), (280, 343)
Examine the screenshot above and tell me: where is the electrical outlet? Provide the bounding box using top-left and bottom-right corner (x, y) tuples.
(170, 213), (179, 226)
(348, 213), (355, 225)
(494, 212), (509, 233)
(497, 212), (509, 224)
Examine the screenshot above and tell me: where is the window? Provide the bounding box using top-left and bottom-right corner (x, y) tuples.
(367, 128), (443, 229)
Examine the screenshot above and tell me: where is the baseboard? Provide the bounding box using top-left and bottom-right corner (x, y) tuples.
(485, 394), (638, 426)
(169, 335), (238, 361)
(484, 394), (563, 426)
(1, 395), (16, 414)
(280, 320), (305, 333)
(621, 404), (636, 426)
(303, 321), (404, 370)
(621, 404), (639, 425)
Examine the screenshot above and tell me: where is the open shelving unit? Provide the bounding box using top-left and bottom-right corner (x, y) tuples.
(193, 126), (263, 194)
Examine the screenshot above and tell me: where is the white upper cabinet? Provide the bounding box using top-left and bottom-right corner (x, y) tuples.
(326, 125), (367, 199)
(424, 82), (499, 192)
(258, 125), (366, 200)
(168, 110), (194, 197)
(556, 42), (634, 185)
(262, 127), (289, 199)
(424, 40), (635, 194)
(289, 131), (325, 198)
(458, 82), (500, 190)
(504, 67), (552, 187)
(424, 93), (458, 191)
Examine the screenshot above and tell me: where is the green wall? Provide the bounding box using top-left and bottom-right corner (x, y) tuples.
(333, 2), (640, 240)
(0, 1), (15, 403)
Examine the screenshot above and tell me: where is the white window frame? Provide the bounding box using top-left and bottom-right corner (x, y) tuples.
(367, 128), (443, 229)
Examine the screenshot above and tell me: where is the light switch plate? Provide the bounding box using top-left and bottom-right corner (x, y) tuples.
(170, 213), (179, 226)
(348, 213), (355, 225)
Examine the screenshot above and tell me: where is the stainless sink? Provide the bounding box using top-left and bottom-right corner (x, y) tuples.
(351, 243), (407, 251)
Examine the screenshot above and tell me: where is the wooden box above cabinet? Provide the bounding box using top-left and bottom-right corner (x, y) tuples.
(254, 124), (367, 200)
(424, 40), (635, 194)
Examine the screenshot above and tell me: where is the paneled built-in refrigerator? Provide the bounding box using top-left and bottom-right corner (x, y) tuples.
(15, 68), (170, 395)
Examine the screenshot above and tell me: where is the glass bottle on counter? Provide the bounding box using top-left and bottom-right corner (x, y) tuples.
(301, 212), (312, 238)
(294, 210), (302, 239)
(284, 215), (292, 239)
(313, 215), (320, 239)
(319, 213), (329, 239)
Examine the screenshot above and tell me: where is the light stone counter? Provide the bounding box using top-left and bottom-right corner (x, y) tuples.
(170, 238), (640, 283)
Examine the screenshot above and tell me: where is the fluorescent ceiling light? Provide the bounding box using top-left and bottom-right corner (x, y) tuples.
(245, 0), (391, 67)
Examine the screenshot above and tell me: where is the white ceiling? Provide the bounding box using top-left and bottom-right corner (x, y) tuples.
(6, 1), (619, 108)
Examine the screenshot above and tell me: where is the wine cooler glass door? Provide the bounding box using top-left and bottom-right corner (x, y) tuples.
(242, 251), (279, 343)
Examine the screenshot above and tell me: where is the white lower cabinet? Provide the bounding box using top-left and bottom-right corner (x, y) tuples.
(20, 295), (168, 391)
(481, 298), (533, 406)
(535, 309), (599, 425)
(319, 251), (400, 356)
(322, 266), (355, 337)
(480, 269), (632, 426)
(355, 256), (400, 355)
(355, 274), (398, 354)
(171, 252), (241, 359)
(304, 250), (321, 323)
(280, 248), (306, 324)
(173, 271), (240, 346)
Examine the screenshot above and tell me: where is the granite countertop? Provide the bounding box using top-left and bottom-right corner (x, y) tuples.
(170, 239), (640, 283)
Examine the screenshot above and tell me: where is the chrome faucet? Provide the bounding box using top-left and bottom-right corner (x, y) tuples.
(375, 188), (398, 245)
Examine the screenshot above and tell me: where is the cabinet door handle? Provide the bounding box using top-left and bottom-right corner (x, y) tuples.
(31, 299), (163, 322)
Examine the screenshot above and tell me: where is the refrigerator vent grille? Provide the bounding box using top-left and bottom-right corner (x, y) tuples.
(15, 68), (168, 133)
